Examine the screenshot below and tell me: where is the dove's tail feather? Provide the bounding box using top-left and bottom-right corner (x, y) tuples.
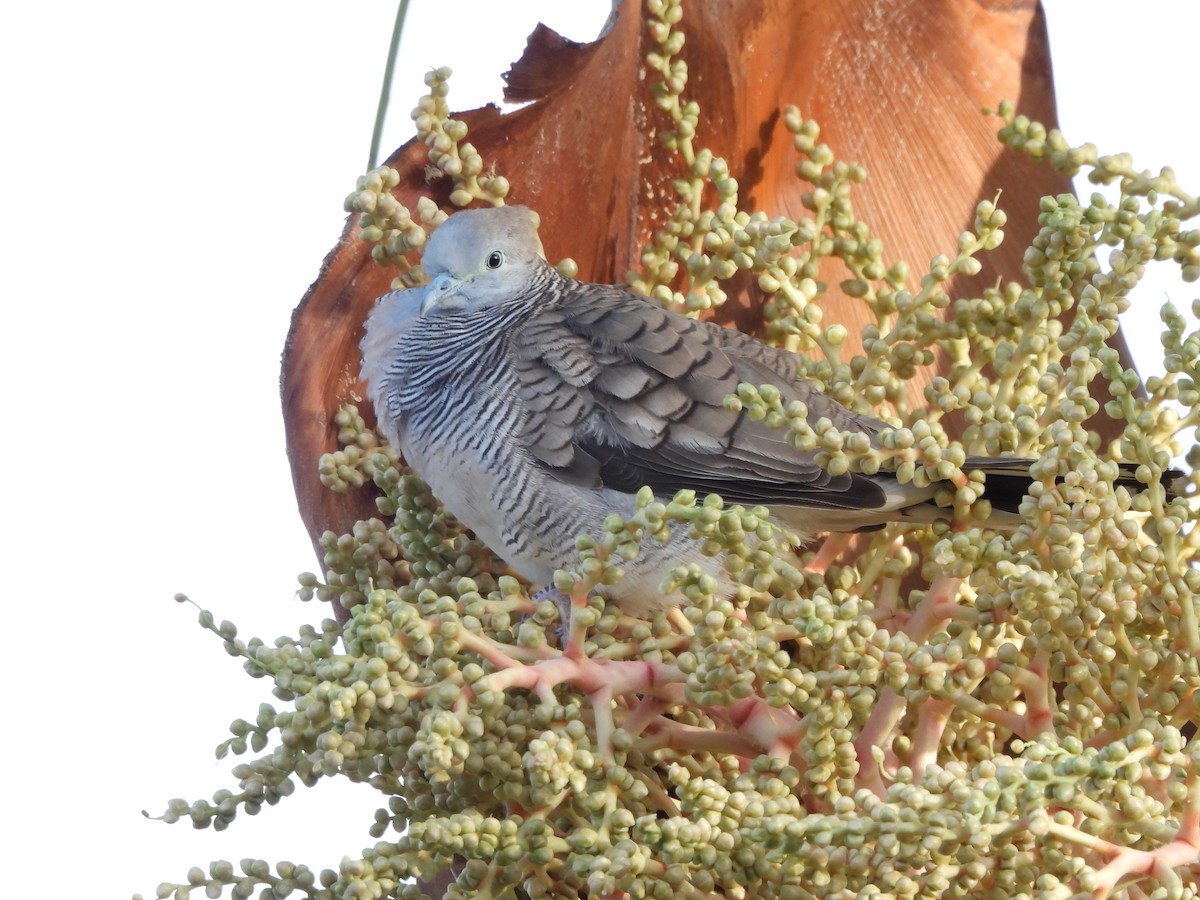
(789, 459), (1186, 535)
(962, 457), (1038, 516)
(774, 458), (1185, 536)
(964, 457), (1184, 517)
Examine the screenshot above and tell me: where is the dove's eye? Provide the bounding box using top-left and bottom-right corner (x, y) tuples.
(485, 250), (505, 270)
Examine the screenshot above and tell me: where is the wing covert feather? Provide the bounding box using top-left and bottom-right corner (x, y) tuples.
(512, 283), (889, 511)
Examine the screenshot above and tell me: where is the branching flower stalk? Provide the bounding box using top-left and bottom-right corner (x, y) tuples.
(142, 4), (1200, 899)
(344, 68), (577, 292)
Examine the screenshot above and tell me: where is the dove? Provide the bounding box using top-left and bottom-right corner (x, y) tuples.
(360, 205), (1036, 616)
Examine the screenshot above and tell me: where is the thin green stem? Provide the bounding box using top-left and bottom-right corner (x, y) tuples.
(369, 0), (411, 171)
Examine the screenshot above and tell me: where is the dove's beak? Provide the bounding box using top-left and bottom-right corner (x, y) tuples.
(420, 273), (467, 316)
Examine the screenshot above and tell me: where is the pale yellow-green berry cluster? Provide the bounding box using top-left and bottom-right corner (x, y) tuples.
(342, 66), (503, 290)
(343, 69), (578, 289)
(344, 167), (444, 289)
(143, 3), (1200, 899)
(411, 67), (510, 209)
(143, 860), (334, 900)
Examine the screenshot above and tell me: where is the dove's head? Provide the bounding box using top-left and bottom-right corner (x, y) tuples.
(418, 205), (545, 316)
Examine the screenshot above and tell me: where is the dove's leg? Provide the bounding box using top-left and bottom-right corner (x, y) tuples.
(531, 585), (575, 650)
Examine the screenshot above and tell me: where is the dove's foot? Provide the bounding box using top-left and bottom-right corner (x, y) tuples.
(531, 585), (573, 648)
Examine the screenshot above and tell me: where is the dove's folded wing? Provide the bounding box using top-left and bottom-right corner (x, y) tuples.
(512, 285), (894, 511)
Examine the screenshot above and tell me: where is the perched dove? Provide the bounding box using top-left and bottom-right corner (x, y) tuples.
(361, 205), (1031, 616)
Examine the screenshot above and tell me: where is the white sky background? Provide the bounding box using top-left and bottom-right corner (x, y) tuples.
(0, 1), (1196, 896)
